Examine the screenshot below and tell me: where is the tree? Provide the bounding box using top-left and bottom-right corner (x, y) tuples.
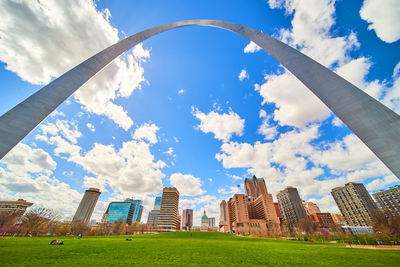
(297, 218), (319, 236)
(18, 208), (60, 236)
(370, 209), (400, 237)
(54, 221), (72, 236)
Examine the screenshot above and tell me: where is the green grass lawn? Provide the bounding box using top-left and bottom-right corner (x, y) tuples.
(0, 232), (399, 266)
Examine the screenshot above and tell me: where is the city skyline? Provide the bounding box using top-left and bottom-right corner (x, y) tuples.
(0, 0), (399, 225)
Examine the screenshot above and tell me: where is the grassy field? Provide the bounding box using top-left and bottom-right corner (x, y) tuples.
(0, 232), (399, 266)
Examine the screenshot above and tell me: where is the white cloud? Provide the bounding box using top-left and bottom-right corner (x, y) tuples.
(173, 136), (179, 143)
(227, 174), (243, 181)
(1, 143), (56, 176)
(244, 40), (262, 53)
(163, 147), (175, 157)
(192, 107), (245, 142)
(218, 186), (241, 195)
(0, 0), (149, 130)
(35, 119), (166, 197)
(332, 116), (344, 127)
(260, 0), (362, 127)
(238, 69), (249, 81)
(86, 123), (95, 132)
(132, 123), (159, 144)
(0, 143), (83, 219)
(178, 89), (185, 95)
(170, 173), (206, 196)
(258, 110), (278, 140)
(179, 195), (217, 209)
(360, 0), (400, 43)
(366, 176), (398, 191)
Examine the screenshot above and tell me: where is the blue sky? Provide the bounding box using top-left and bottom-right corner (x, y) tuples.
(0, 0), (399, 225)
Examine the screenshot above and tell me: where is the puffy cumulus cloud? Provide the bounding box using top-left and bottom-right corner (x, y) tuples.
(260, 0), (362, 127)
(0, 0), (150, 130)
(383, 62), (400, 114)
(132, 123), (159, 144)
(255, 71), (331, 127)
(70, 141), (166, 196)
(35, 119), (166, 197)
(244, 40), (262, 53)
(192, 107), (245, 142)
(0, 144), (83, 218)
(178, 89), (185, 95)
(238, 69), (249, 81)
(1, 143), (56, 176)
(258, 110), (278, 140)
(360, 0), (400, 43)
(170, 173), (206, 196)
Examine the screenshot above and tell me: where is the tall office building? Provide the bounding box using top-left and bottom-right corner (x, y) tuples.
(125, 199), (143, 222)
(331, 182), (378, 226)
(277, 187), (307, 230)
(153, 196), (162, 210)
(372, 185), (400, 216)
(147, 196), (162, 227)
(302, 201), (321, 215)
(331, 213), (345, 225)
(72, 188), (101, 225)
(274, 202), (282, 225)
(253, 194), (280, 227)
(158, 187), (180, 231)
(106, 201), (135, 225)
(219, 200), (228, 226)
(208, 217), (216, 228)
(0, 199), (33, 217)
(244, 176), (268, 198)
(182, 209), (193, 230)
(147, 210), (160, 226)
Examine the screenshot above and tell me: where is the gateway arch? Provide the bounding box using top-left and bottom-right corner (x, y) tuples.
(0, 20), (399, 179)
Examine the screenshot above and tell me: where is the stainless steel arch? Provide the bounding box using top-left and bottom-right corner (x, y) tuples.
(0, 20), (399, 178)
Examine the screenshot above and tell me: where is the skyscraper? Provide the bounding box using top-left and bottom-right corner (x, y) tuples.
(158, 187), (180, 231)
(253, 194), (281, 227)
(244, 176), (268, 198)
(125, 199), (143, 222)
(331, 182), (378, 226)
(182, 209), (193, 231)
(106, 201), (135, 225)
(154, 196), (162, 210)
(147, 210), (160, 226)
(277, 187), (307, 231)
(72, 188), (101, 225)
(208, 217), (216, 228)
(372, 185), (400, 216)
(219, 200), (228, 225)
(147, 196), (162, 227)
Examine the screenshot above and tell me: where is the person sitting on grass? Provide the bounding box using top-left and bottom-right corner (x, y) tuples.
(49, 238), (57, 245)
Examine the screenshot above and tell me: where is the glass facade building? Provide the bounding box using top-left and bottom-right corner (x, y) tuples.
(125, 199), (143, 222)
(154, 197), (162, 210)
(106, 202), (135, 225)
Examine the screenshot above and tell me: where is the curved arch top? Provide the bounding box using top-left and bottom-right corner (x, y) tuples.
(0, 20), (399, 179)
